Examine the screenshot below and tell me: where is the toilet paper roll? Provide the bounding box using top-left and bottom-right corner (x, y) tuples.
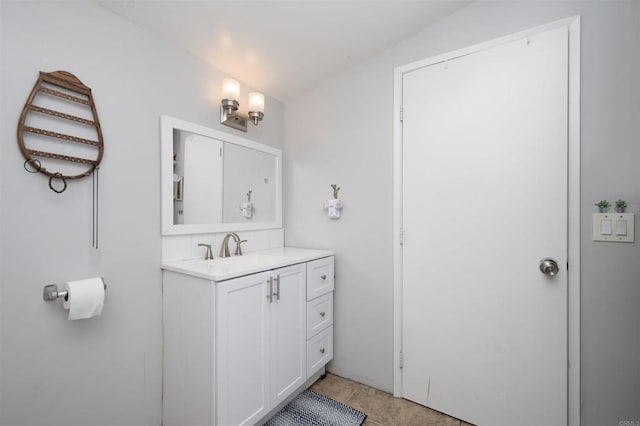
(62, 277), (105, 320)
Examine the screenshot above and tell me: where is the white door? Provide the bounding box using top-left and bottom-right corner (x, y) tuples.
(216, 271), (271, 426)
(270, 264), (306, 405)
(401, 27), (569, 425)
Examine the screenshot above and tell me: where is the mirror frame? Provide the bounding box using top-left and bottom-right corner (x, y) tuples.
(161, 115), (282, 235)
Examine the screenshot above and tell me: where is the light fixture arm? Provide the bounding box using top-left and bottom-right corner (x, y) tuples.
(248, 111), (264, 125)
(221, 98), (239, 114)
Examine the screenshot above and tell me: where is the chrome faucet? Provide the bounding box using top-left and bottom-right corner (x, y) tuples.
(198, 243), (213, 260)
(234, 236), (247, 256)
(220, 233), (247, 257)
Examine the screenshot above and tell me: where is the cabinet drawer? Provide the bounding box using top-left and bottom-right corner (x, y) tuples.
(307, 293), (333, 338)
(307, 326), (333, 378)
(306, 256), (334, 301)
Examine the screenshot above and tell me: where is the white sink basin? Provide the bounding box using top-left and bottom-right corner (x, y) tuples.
(174, 253), (290, 280)
(162, 247), (334, 281)
(195, 253), (287, 268)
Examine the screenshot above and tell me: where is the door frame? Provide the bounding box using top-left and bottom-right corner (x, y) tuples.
(392, 16), (581, 426)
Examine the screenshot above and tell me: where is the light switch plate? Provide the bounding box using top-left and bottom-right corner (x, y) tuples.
(593, 213), (634, 243)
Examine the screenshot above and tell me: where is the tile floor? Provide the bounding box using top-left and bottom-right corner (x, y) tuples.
(311, 373), (472, 426)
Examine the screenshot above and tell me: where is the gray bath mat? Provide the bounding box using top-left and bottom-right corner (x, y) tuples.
(264, 389), (367, 426)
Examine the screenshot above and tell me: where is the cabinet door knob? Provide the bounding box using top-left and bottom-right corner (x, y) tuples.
(320, 274), (327, 280)
(319, 348), (325, 354)
(319, 311), (326, 317)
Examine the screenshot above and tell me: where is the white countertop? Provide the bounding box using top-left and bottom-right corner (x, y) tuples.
(161, 247), (333, 281)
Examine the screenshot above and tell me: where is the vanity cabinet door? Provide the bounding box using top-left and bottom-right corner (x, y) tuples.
(216, 264), (307, 425)
(270, 263), (306, 406)
(216, 271), (271, 426)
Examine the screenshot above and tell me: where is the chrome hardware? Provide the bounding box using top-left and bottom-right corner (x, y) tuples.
(319, 311), (326, 317)
(198, 243), (213, 260)
(266, 277), (273, 303)
(44, 284), (68, 301)
(235, 239), (247, 256)
(43, 279), (107, 301)
(273, 275), (280, 301)
(220, 103), (248, 132)
(319, 348), (325, 354)
(320, 275), (327, 281)
(220, 232), (244, 258)
(539, 258), (559, 276)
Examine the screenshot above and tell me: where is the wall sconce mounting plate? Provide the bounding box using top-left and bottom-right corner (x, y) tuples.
(220, 106), (248, 132)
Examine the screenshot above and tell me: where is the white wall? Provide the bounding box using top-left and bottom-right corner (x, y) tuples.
(223, 143), (277, 223)
(284, 1), (640, 425)
(0, 2), (283, 425)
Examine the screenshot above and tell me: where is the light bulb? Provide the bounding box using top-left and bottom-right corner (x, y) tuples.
(221, 78), (240, 101)
(248, 92), (265, 114)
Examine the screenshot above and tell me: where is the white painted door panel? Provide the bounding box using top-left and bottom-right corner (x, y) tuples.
(216, 271), (270, 426)
(216, 265), (307, 425)
(271, 264), (307, 405)
(402, 27), (568, 426)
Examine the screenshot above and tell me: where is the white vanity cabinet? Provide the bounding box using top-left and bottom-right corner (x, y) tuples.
(216, 263), (306, 426)
(162, 248), (334, 426)
(305, 256), (334, 377)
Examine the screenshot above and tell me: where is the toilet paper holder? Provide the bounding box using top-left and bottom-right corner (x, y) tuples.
(43, 279), (107, 301)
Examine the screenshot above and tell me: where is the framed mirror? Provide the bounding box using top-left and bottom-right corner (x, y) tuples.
(161, 115), (282, 235)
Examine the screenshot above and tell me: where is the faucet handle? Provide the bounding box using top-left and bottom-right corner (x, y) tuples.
(198, 243), (213, 260)
(235, 240), (247, 256)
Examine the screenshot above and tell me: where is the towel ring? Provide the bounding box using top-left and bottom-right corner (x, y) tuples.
(24, 159), (41, 173)
(48, 173), (67, 193)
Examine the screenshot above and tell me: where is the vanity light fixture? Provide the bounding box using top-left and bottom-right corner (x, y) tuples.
(247, 92), (264, 125)
(220, 78), (265, 132)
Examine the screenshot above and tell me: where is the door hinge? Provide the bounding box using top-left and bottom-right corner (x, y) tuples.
(400, 105), (404, 122)
(399, 227), (404, 245)
(399, 351), (404, 369)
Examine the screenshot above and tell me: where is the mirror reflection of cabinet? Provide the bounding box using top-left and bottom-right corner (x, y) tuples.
(161, 115), (282, 235)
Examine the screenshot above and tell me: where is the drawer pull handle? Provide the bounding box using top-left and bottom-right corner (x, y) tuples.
(266, 277), (274, 303)
(319, 348), (325, 354)
(320, 275), (327, 280)
(273, 275), (280, 301)
(319, 311), (326, 317)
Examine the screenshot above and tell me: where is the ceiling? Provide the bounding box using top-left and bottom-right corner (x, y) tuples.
(98, 1), (471, 101)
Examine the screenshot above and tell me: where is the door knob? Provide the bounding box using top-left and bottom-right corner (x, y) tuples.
(539, 258), (559, 276)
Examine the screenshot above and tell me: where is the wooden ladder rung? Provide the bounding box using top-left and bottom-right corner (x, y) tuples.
(23, 126), (99, 147)
(42, 74), (91, 96)
(28, 105), (96, 126)
(37, 87), (90, 105)
(26, 149), (95, 165)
